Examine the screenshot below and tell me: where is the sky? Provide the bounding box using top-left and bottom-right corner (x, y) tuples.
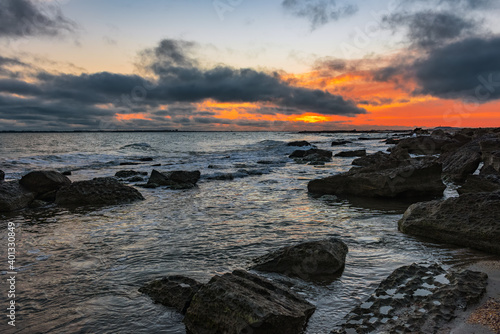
(0, 0), (500, 131)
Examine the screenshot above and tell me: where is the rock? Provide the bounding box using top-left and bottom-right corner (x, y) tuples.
(457, 175), (500, 194)
(413, 127), (429, 135)
(431, 129), (448, 138)
(309, 159), (445, 199)
(147, 170), (201, 189)
(385, 138), (401, 145)
(480, 165), (500, 175)
(438, 142), (482, 182)
(394, 136), (457, 155)
(331, 140), (352, 146)
(251, 238), (348, 282)
(206, 173), (235, 181)
(352, 151), (394, 168)
(28, 200), (47, 209)
(55, 177), (144, 206)
(62, 171), (72, 176)
(0, 170), (4, 182)
(152, 164), (162, 167)
(333, 263), (487, 334)
(119, 162), (140, 166)
(139, 275), (203, 314)
(136, 157), (154, 162)
(0, 181), (35, 212)
(115, 170), (148, 178)
(480, 138), (500, 172)
(183, 270), (315, 334)
(20, 171), (71, 196)
(398, 191), (500, 254)
(335, 149), (366, 157)
(289, 149), (333, 163)
(287, 140), (312, 147)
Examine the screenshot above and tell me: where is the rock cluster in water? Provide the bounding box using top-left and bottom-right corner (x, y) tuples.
(332, 263), (488, 334)
(146, 169), (201, 189)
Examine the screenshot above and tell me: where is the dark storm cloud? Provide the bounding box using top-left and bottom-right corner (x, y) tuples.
(0, 0), (76, 38)
(281, 0), (358, 29)
(382, 11), (478, 48)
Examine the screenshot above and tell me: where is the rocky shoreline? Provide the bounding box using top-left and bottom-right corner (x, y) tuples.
(2, 127), (499, 333)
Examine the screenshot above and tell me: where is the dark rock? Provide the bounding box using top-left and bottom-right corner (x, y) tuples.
(389, 146), (410, 161)
(431, 129), (448, 138)
(139, 275), (203, 314)
(331, 140), (352, 146)
(289, 149), (333, 163)
(335, 149), (366, 157)
(385, 138), (401, 145)
(147, 170), (201, 189)
(352, 151), (393, 168)
(333, 263), (487, 334)
(309, 159), (445, 199)
(398, 191), (500, 254)
(251, 238), (347, 282)
(115, 170), (148, 178)
(152, 164), (162, 167)
(55, 177), (144, 206)
(62, 171), (72, 176)
(394, 136), (457, 155)
(28, 200), (47, 209)
(206, 173), (235, 181)
(136, 157), (154, 162)
(413, 127), (429, 135)
(20, 171), (71, 196)
(287, 140), (312, 147)
(438, 142), (482, 182)
(183, 270), (315, 334)
(0, 181), (35, 212)
(458, 174), (500, 194)
(119, 162), (140, 166)
(127, 176), (145, 182)
(0, 170), (5, 181)
(480, 164), (500, 175)
(480, 138), (500, 172)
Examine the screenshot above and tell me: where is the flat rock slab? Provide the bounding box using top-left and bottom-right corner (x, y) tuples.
(184, 270), (315, 334)
(398, 191), (500, 255)
(332, 263), (488, 334)
(55, 177), (144, 206)
(139, 275), (203, 314)
(251, 238), (348, 282)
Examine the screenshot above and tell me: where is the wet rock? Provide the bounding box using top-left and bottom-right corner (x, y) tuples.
(115, 170), (148, 179)
(251, 238), (348, 282)
(55, 177), (144, 206)
(394, 136), (457, 155)
(438, 141), (482, 182)
(332, 263), (488, 334)
(289, 149), (332, 163)
(331, 140), (352, 146)
(385, 138), (401, 145)
(62, 171), (72, 176)
(334, 149), (366, 157)
(147, 170), (201, 189)
(398, 191), (500, 254)
(352, 151), (395, 168)
(0, 181), (35, 212)
(139, 275), (203, 314)
(413, 127), (430, 135)
(287, 140), (312, 147)
(206, 173), (235, 181)
(136, 157), (154, 162)
(309, 159), (445, 199)
(183, 270), (315, 334)
(119, 162), (140, 166)
(480, 165), (500, 175)
(20, 171), (71, 197)
(0, 170), (5, 182)
(431, 129), (448, 138)
(457, 174), (500, 194)
(480, 138), (500, 173)
(28, 199), (47, 209)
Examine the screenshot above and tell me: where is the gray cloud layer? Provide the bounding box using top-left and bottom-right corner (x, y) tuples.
(281, 0), (358, 29)
(0, 0), (75, 38)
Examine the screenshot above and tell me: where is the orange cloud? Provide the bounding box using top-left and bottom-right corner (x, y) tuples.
(115, 113), (152, 121)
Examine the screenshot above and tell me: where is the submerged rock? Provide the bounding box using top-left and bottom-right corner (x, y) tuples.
(398, 191), (500, 254)
(287, 140), (312, 147)
(0, 181), (35, 212)
(183, 270), (315, 334)
(308, 159), (445, 199)
(115, 170), (148, 179)
(139, 275), (203, 314)
(333, 263), (488, 334)
(251, 238), (348, 282)
(20, 170), (71, 199)
(331, 140), (352, 146)
(334, 149), (366, 157)
(289, 149), (332, 163)
(55, 177), (144, 206)
(147, 170), (201, 189)
(0, 170), (4, 182)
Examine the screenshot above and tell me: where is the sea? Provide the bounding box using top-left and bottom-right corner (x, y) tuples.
(0, 131), (495, 334)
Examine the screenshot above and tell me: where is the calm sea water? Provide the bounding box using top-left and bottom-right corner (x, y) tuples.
(0, 132), (494, 334)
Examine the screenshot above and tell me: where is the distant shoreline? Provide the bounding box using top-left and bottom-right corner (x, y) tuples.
(0, 129), (413, 134)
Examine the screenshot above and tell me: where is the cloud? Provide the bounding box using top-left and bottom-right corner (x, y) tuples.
(382, 10), (478, 48)
(281, 0), (358, 29)
(0, 0), (75, 38)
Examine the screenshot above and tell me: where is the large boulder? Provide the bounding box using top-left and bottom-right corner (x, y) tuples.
(0, 181), (35, 212)
(147, 170), (201, 189)
(331, 140), (352, 146)
(398, 191), (500, 254)
(183, 270), (315, 334)
(289, 149), (332, 163)
(333, 263), (487, 334)
(20, 170), (71, 201)
(139, 275), (203, 314)
(55, 177), (144, 206)
(334, 149), (366, 157)
(308, 159), (445, 199)
(458, 174), (500, 194)
(394, 136), (457, 155)
(251, 238), (347, 282)
(287, 140), (312, 147)
(438, 142), (482, 182)
(480, 138), (500, 173)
